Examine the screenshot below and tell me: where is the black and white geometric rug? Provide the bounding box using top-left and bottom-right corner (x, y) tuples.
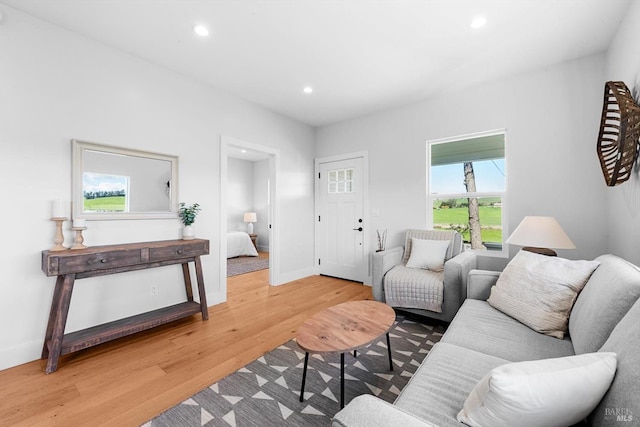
(143, 315), (444, 427)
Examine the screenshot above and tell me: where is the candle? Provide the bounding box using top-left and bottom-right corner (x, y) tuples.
(52, 200), (65, 218)
(73, 218), (86, 228)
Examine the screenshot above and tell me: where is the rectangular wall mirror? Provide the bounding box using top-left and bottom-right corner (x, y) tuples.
(72, 139), (178, 220)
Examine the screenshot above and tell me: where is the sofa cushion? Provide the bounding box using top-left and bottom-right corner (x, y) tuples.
(590, 298), (640, 425)
(405, 238), (450, 272)
(441, 300), (575, 362)
(487, 250), (599, 338)
(332, 395), (438, 427)
(394, 342), (508, 427)
(458, 352), (617, 427)
(569, 254), (640, 355)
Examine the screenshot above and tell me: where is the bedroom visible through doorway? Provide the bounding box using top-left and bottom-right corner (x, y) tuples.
(220, 136), (279, 291)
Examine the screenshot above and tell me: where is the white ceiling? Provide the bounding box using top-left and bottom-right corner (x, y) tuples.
(0, 0), (631, 127)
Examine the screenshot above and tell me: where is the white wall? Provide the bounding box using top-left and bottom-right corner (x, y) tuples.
(316, 54), (609, 270)
(253, 159), (271, 251)
(604, 0), (640, 267)
(227, 157), (269, 252)
(0, 6), (314, 370)
(226, 157), (270, 251)
(227, 157), (255, 232)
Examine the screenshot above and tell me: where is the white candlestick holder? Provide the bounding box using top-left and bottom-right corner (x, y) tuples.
(50, 217), (68, 251)
(70, 227), (88, 250)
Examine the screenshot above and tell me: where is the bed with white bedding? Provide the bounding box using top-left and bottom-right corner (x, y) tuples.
(227, 231), (258, 258)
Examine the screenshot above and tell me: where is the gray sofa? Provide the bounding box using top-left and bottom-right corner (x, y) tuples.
(334, 254), (640, 427)
(372, 229), (478, 323)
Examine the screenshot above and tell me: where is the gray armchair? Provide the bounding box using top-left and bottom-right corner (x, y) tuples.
(372, 229), (477, 323)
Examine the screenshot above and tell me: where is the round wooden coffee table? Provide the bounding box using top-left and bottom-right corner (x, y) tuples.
(296, 300), (396, 409)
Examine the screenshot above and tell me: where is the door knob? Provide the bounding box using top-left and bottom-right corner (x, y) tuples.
(353, 227), (363, 232)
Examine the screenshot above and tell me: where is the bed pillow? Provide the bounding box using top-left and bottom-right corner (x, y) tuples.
(405, 238), (450, 272)
(487, 250), (599, 338)
(457, 352), (617, 427)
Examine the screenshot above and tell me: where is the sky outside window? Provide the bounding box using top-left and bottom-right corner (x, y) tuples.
(431, 159), (505, 194)
(83, 172), (128, 194)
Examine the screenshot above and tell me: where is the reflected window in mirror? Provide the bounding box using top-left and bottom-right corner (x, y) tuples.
(72, 140), (178, 220)
(83, 172), (129, 212)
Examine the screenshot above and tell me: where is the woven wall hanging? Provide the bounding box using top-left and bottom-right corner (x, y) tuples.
(596, 81), (640, 186)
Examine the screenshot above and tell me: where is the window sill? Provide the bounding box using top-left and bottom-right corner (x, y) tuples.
(464, 244), (508, 258)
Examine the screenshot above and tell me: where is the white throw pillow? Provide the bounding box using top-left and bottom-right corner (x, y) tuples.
(405, 238), (450, 272)
(457, 352), (617, 427)
(488, 250), (600, 338)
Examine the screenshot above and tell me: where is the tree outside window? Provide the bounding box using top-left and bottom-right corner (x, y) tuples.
(427, 131), (506, 254)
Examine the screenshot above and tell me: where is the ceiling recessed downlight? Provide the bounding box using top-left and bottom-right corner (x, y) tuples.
(193, 25), (209, 37)
(303, 86), (313, 94)
(470, 16), (487, 29)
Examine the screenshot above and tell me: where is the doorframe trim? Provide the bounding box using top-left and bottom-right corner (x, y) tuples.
(314, 151), (371, 285)
(220, 135), (280, 291)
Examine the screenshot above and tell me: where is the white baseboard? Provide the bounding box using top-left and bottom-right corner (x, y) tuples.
(205, 290), (226, 307)
(0, 339), (43, 371)
(273, 269), (372, 287)
(0, 272), (373, 372)
(272, 267), (318, 286)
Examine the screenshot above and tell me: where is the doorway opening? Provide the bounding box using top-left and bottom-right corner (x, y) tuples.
(220, 136), (279, 294)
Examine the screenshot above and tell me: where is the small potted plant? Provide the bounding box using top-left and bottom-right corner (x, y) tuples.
(178, 202), (201, 240)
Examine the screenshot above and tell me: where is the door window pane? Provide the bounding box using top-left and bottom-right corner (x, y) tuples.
(328, 168), (355, 194)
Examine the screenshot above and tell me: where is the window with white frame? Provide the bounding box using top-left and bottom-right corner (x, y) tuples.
(427, 130), (506, 255)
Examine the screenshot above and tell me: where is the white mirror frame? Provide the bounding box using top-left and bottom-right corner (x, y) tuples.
(72, 139), (179, 220)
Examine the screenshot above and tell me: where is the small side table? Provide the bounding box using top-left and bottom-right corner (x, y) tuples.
(249, 233), (258, 250)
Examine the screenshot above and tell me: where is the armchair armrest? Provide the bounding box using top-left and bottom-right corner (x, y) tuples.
(332, 395), (436, 427)
(467, 269), (501, 300)
(372, 247), (403, 301)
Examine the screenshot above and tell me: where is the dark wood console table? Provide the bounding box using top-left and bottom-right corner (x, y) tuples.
(41, 239), (209, 374)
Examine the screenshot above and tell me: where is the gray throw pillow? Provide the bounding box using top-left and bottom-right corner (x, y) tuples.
(488, 250), (599, 339)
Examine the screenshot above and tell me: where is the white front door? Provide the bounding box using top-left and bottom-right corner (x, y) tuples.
(317, 157), (364, 282)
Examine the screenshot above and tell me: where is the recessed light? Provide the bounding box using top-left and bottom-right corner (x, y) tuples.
(193, 25), (209, 37)
(303, 86), (313, 94)
(470, 16), (487, 29)
(241, 149), (247, 154)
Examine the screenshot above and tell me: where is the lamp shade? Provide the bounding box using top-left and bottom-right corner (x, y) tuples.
(243, 212), (257, 223)
(506, 216), (575, 250)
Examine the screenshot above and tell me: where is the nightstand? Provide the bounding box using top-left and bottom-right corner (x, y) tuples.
(249, 233), (258, 250)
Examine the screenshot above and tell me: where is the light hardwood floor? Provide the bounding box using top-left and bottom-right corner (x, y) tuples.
(0, 268), (372, 426)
